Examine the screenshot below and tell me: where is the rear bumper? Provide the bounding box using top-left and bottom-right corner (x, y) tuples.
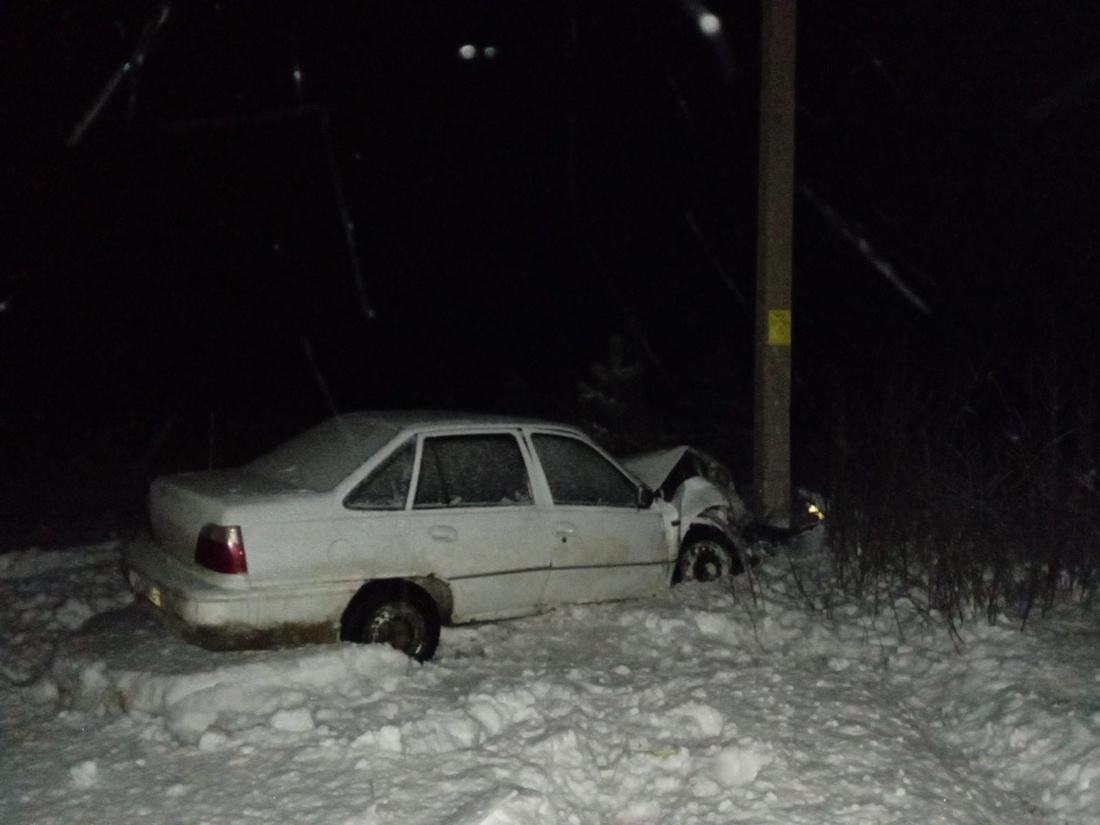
(124, 535), (256, 628)
(123, 536), (356, 640)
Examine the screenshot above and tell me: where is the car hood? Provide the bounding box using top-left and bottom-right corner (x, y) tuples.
(621, 446), (696, 491)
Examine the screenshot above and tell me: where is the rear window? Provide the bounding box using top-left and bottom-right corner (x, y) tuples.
(245, 417), (400, 492)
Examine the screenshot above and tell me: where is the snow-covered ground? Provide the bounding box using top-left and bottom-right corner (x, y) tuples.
(2, 542), (1098, 825)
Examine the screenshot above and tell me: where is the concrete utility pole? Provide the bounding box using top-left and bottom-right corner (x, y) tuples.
(753, 0), (796, 527)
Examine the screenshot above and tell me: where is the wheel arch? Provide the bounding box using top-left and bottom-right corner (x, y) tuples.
(339, 576), (453, 636)
(681, 520), (734, 548)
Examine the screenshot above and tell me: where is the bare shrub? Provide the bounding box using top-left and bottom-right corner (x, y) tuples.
(824, 353), (1099, 630)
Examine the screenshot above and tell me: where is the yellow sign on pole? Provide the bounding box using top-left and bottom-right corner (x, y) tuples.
(767, 309), (792, 346)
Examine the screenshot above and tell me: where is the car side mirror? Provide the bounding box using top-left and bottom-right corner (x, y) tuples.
(637, 486), (654, 509)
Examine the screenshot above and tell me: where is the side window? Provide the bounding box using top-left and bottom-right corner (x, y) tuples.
(413, 434), (533, 509)
(532, 434), (638, 507)
(344, 440), (415, 510)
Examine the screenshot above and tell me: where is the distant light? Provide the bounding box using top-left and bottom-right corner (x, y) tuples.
(458, 44), (477, 60)
(484, 46), (497, 59)
(698, 12), (721, 35)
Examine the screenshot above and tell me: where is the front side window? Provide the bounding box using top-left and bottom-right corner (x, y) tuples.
(532, 434), (638, 507)
(413, 434), (533, 509)
(344, 439), (416, 510)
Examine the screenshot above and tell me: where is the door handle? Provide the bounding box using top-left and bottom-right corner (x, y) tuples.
(553, 522), (576, 536)
(429, 525), (458, 542)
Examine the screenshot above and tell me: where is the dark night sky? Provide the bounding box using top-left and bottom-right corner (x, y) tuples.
(3, 0), (1100, 547)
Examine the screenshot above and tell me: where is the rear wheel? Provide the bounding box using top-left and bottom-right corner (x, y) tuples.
(341, 584), (441, 662)
(674, 531), (742, 583)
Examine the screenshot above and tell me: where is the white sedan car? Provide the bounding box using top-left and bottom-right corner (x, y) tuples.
(124, 412), (746, 660)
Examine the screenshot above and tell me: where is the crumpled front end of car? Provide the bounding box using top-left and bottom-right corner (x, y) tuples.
(623, 446), (748, 539)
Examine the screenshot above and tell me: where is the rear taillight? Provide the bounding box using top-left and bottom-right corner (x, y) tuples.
(195, 524), (248, 574)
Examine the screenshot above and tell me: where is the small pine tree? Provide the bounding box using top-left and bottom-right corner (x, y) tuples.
(576, 335), (652, 454)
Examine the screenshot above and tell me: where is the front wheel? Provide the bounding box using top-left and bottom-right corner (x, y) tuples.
(674, 531), (742, 584)
(341, 584), (441, 662)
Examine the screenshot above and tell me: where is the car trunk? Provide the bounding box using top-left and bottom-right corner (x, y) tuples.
(148, 469), (297, 566)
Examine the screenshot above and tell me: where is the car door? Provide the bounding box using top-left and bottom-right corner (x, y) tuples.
(529, 432), (670, 606)
(400, 431), (551, 622)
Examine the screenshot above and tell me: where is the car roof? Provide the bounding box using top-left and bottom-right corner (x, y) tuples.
(337, 410), (578, 433)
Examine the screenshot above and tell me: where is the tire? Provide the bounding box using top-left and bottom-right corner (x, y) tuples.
(341, 583), (441, 662)
(674, 530), (743, 584)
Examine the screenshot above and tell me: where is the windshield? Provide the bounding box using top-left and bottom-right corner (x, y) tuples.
(245, 416), (400, 492)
